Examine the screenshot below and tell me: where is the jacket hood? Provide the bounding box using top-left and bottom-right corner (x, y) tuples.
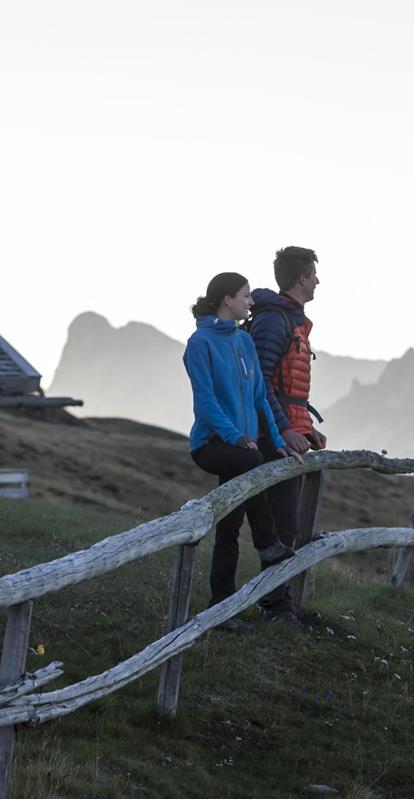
(250, 288), (305, 325)
(250, 287), (280, 306)
(195, 315), (237, 334)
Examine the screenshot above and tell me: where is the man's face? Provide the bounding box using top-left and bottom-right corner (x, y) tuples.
(302, 264), (319, 303)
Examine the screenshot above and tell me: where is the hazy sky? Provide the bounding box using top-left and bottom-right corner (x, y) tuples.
(1, 0), (413, 385)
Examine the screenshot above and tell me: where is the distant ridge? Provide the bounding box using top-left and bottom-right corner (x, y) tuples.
(322, 348), (414, 457)
(49, 312), (193, 434)
(49, 312), (395, 439)
(310, 350), (385, 410)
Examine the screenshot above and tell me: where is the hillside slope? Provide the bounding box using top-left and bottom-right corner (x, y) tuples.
(1, 498), (414, 799)
(1, 412), (414, 797)
(0, 410), (213, 520)
(0, 409), (412, 537)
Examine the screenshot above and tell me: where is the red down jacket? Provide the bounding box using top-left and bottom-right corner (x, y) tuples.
(249, 289), (314, 436)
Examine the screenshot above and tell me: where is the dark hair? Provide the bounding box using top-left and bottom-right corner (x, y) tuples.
(273, 246), (318, 291)
(192, 272), (248, 318)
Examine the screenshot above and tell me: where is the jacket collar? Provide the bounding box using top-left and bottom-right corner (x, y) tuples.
(250, 288), (305, 322)
(279, 291), (304, 309)
(195, 315), (237, 334)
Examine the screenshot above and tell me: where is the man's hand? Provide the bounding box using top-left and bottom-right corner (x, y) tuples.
(245, 440), (258, 450)
(282, 428), (310, 454)
(307, 428), (327, 450)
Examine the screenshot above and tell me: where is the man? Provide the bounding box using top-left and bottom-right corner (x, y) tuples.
(249, 246), (326, 631)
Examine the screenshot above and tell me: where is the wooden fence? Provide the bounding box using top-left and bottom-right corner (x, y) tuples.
(0, 449), (414, 797)
(0, 470), (29, 500)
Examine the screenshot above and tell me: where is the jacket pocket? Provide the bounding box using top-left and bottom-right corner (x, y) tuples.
(237, 348), (254, 380)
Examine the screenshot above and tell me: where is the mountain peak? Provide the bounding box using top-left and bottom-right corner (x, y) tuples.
(69, 312), (112, 335)
(49, 313), (192, 434)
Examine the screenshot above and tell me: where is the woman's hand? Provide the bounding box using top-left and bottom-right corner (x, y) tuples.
(236, 436), (259, 450)
(288, 449), (304, 464)
(274, 446), (304, 464)
(235, 436), (258, 450)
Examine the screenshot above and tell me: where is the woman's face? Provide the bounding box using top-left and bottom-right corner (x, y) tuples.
(225, 282), (254, 321)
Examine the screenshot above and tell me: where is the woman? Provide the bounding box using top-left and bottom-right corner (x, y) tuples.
(184, 272), (302, 634)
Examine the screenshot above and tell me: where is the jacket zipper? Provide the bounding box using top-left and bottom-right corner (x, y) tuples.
(229, 337), (248, 434)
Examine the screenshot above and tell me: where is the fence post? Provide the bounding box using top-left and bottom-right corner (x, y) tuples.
(0, 600), (33, 799)
(156, 543), (197, 720)
(391, 512), (414, 587)
(290, 470), (324, 610)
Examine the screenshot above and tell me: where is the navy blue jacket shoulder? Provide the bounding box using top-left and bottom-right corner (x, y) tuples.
(249, 289), (305, 431)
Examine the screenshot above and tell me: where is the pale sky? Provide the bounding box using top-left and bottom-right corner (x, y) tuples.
(1, 0), (413, 385)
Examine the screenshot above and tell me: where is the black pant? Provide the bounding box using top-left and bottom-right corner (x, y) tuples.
(258, 438), (301, 609)
(192, 438), (277, 605)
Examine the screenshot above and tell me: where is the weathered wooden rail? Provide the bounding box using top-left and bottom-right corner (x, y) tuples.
(0, 470), (29, 500)
(391, 512), (414, 587)
(0, 449), (413, 797)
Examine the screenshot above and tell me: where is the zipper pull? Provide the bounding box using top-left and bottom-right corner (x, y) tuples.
(292, 335), (301, 353)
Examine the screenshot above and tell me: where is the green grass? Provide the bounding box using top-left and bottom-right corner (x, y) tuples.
(1, 497), (414, 798)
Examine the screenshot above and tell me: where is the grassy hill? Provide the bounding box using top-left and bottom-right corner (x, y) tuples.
(0, 409), (414, 797)
(0, 498), (413, 799)
(0, 410), (215, 518)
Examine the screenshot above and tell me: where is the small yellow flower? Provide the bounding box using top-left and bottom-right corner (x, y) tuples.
(36, 644), (45, 656)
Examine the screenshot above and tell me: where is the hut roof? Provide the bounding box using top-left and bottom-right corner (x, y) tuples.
(0, 336), (41, 395)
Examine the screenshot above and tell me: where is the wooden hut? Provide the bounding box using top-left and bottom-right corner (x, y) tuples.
(0, 335), (82, 409)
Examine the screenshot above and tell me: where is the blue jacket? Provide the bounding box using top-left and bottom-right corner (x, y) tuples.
(183, 315), (286, 452)
(250, 288), (306, 431)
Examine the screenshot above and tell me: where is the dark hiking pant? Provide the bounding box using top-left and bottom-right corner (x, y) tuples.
(258, 438), (301, 610)
(191, 438), (277, 606)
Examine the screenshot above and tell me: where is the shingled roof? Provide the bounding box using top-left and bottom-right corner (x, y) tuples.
(0, 335), (83, 409)
(0, 335), (41, 395)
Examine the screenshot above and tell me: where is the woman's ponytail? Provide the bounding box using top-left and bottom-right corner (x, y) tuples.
(191, 295), (218, 318)
(191, 272), (247, 318)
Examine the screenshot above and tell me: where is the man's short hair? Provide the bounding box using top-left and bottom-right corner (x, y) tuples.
(274, 246), (318, 291)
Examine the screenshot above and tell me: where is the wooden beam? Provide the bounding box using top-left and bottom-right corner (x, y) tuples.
(0, 471), (29, 484)
(0, 662), (63, 707)
(156, 544), (197, 720)
(0, 601), (33, 799)
(0, 472), (29, 500)
(0, 396), (83, 408)
(391, 512), (414, 587)
(290, 471), (325, 609)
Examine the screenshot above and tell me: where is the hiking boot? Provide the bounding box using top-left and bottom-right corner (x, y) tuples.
(258, 578), (321, 625)
(258, 542), (295, 567)
(214, 617), (257, 636)
(258, 607), (312, 634)
(296, 608), (322, 626)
